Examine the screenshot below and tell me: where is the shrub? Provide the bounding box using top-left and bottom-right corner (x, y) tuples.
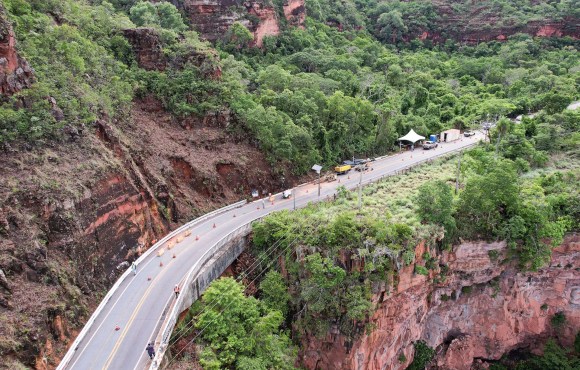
(407, 340), (435, 370)
(551, 312), (566, 328)
(414, 265), (428, 276)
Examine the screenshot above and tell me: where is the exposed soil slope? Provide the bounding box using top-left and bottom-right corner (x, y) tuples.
(0, 97), (292, 369)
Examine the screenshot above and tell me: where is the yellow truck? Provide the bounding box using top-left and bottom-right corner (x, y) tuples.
(334, 164), (352, 175)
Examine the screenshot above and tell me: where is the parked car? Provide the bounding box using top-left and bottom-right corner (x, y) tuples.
(423, 141), (438, 149)
(464, 131), (475, 137)
(282, 190), (292, 198)
(342, 158), (367, 166)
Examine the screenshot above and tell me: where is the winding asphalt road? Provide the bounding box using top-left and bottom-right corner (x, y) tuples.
(59, 133), (483, 370)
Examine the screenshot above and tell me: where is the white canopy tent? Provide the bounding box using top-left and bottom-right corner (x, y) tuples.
(398, 129), (425, 143)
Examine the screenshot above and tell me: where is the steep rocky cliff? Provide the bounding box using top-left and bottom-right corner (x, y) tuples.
(175, 0), (305, 46)
(299, 234), (580, 369)
(421, 1), (579, 43)
(0, 4), (33, 98)
(0, 97), (293, 368)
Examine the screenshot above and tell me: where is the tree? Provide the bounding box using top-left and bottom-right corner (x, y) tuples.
(193, 278), (296, 369)
(129, 1), (187, 32)
(259, 270), (291, 316)
(456, 160), (520, 238)
(225, 22), (254, 50)
(416, 180), (457, 244)
(377, 10), (408, 43)
(129, 1), (158, 27)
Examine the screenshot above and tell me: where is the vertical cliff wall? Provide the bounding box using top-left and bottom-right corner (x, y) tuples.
(175, 0), (305, 47)
(0, 4), (33, 97)
(299, 234), (580, 369)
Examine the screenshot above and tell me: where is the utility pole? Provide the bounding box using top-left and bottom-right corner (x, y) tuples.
(358, 167), (363, 209)
(318, 172), (321, 198)
(455, 151), (461, 194)
(293, 187), (296, 210)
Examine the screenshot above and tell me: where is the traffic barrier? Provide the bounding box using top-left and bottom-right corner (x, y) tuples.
(57, 198), (249, 370)
(157, 249), (165, 257)
(175, 235), (184, 244)
(184, 230), (192, 237)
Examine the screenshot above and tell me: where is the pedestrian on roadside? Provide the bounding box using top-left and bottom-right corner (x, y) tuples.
(174, 284), (180, 299)
(131, 261), (137, 276)
(146, 343), (155, 359)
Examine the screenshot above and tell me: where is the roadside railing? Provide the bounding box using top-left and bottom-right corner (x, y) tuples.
(147, 139), (482, 369)
(59, 137), (481, 370)
(149, 221), (258, 369)
(57, 200), (247, 370)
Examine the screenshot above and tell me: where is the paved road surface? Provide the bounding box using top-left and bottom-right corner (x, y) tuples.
(61, 133), (483, 370)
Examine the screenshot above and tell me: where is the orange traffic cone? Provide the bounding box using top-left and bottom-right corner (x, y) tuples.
(159, 261), (163, 267)
(173, 253), (176, 259)
(115, 325), (120, 331)
(195, 235), (199, 241)
(233, 214), (236, 217)
(148, 276), (151, 281)
(213, 223), (216, 228)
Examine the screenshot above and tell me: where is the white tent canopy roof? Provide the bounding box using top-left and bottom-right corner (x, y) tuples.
(398, 129), (425, 143)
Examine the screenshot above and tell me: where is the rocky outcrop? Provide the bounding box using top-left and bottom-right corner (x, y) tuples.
(419, 20), (580, 43)
(176, 0), (280, 47)
(283, 0), (306, 27)
(299, 234), (580, 369)
(0, 96), (297, 367)
(123, 27), (222, 77)
(123, 28), (167, 71)
(0, 4), (34, 97)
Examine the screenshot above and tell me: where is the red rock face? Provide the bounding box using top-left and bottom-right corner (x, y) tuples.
(177, 0), (281, 46)
(418, 20), (579, 44)
(283, 0), (306, 28)
(0, 5), (34, 97)
(249, 3), (280, 47)
(299, 234), (580, 369)
(123, 28), (167, 71)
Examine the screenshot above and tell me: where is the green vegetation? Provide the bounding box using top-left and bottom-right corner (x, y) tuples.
(551, 311), (567, 328)
(175, 277), (296, 370)
(406, 340), (435, 370)
(490, 337), (580, 370)
(2, 1), (578, 178)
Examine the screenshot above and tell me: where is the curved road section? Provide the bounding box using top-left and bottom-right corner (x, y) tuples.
(59, 133), (483, 370)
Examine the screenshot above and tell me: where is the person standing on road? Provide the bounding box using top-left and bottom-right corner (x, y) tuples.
(174, 284), (180, 299)
(146, 342), (155, 359)
(131, 261), (137, 276)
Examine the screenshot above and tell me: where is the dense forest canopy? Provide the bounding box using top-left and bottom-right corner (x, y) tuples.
(1, 0), (578, 174)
